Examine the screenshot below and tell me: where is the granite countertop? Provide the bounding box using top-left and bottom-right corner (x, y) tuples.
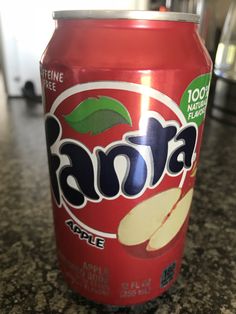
(0, 94), (236, 314)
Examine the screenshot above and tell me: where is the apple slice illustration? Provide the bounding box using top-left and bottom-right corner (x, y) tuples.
(118, 188), (181, 246)
(147, 188), (194, 251)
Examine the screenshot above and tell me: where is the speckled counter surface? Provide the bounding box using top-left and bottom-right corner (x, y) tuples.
(0, 96), (236, 314)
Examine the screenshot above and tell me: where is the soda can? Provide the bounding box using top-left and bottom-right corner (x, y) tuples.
(40, 10), (212, 306)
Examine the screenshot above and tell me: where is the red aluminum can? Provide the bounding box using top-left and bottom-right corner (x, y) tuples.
(40, 10), (212, 306)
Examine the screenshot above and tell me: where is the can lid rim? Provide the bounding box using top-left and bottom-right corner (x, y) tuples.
(53, 10), (200, 23)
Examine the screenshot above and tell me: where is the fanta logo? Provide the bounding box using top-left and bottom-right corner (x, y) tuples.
(45, 110), (197, 208)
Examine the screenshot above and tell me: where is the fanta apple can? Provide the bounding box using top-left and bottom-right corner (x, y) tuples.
(40, 10), (212, 306)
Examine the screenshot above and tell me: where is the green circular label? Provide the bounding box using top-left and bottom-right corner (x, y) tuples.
(180, 73), (211, 126)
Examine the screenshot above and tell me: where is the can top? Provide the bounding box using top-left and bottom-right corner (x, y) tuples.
(53, 10), (200, 24)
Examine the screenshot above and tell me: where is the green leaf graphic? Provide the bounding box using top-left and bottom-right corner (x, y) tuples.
(64, 96), (132, 135)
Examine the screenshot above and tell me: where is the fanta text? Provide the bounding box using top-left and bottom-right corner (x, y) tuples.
(45, 112), (198, 209)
